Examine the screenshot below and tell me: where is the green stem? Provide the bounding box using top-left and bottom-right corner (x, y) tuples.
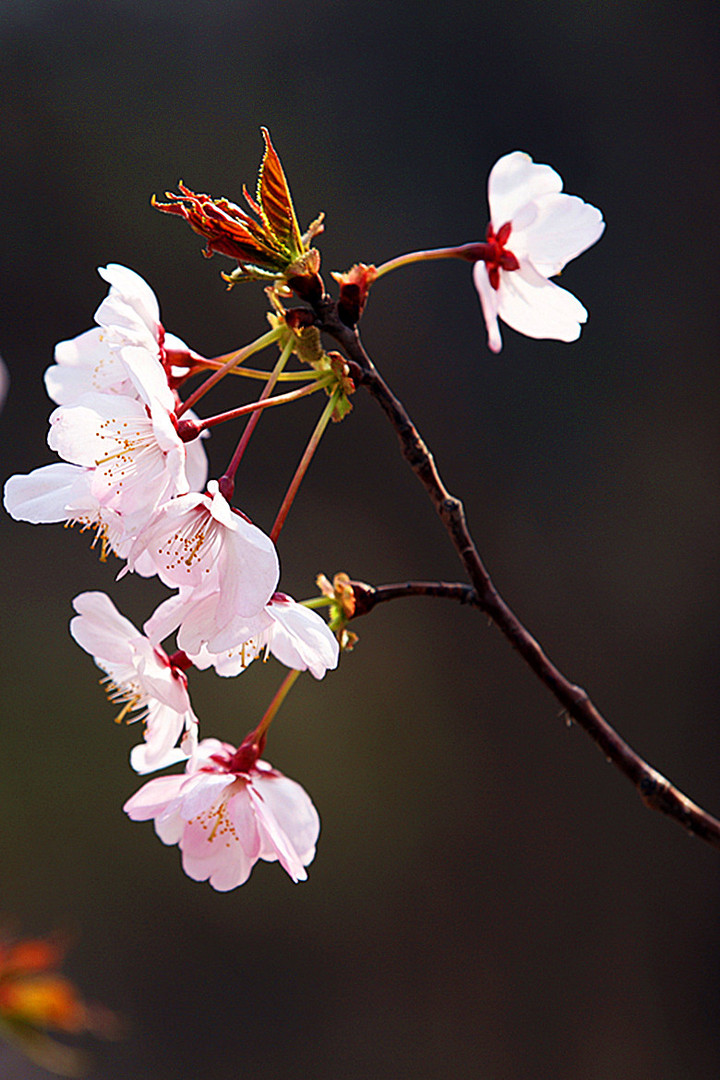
(299, 596), (334, 610)
(225, 367), (319, 382)
(176, 326), (284, 417)
(374, 242), (488, 279)
(270, 387), (342, 543)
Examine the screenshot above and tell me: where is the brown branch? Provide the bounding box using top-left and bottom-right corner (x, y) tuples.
(348, 579), (479, 616)
(311, 295), (720, 851)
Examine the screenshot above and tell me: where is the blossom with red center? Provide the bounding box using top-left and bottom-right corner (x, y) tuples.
(124, 736), (320, 890)
(473, 151), (604, 352)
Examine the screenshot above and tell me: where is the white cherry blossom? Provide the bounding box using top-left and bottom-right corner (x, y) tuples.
(125, 480), (280, 648)
(47, 389), (190, 529)
(185, 592), (340, 678)
(45, 264), (200, 405)
(473, 151), (605, 352)
(3, 462), (136, 561)
(123, 736), (320, 890)
(70, 591), (198, 774)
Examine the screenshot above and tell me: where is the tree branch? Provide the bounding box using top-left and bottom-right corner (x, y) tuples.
(349, 579), (479, 616)
(312, 296), (720, 851)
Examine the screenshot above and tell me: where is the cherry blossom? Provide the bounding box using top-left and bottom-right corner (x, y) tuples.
(70, 591), (198, 774)
(183, 591), (340, 678)
(44, 264), (201, 405)
(47, 389), (191, 529)
(6, 329), (208, 551)
(473, 151), (605, 352)
(125, 480), (280, 649)
(3, 462), (137, 561)
(124, 736), (320, 890)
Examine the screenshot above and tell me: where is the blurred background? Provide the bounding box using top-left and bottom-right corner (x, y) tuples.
(1, 1), (719, 1077)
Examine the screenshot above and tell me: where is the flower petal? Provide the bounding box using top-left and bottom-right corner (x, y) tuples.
(488, 152), (562, 229)
(266, 598), (339, 678)
(497, 261), (589, 342)
(472, 262), (504, 353)
(123, 774), (186, 819)
(516, 193), (605, 277)
(3, 463), (89, 523)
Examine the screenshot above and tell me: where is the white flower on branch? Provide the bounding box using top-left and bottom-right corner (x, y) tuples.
(125, 480), (280, 648)
(473, 151), (605, 352)
(45, 263), (201, 405)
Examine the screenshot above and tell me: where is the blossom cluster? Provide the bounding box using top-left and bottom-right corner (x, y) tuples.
(4, 264), (338, 889)
(3, 132), (604, 894)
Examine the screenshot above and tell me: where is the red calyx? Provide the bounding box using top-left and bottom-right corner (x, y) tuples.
(484, 221), (520, 290)
(227, 731), (267, 774)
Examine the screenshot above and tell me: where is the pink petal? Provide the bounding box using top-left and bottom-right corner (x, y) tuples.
(267, 599), (339, 678)
(70, 591), (140, 657)
(123, 774), (187, 819)
(3, 463), (89, 523)
(130, 741), (189, 775)
(255, 772), (321, 866)
(96, 264), (161, 338)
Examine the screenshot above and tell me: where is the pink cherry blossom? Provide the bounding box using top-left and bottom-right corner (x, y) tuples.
(45, 264), (201, 405)
(184, 592), (340, 678)
(47, 389), (190, 529)
(473, 151), (605, 352)
(126, 480), (280, 649)
(123, 736), (320, 890)
(70, 591), (198, 774)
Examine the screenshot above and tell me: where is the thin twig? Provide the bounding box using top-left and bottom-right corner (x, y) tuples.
(349, 579), (479, 616)
(311, 295), (720, 851)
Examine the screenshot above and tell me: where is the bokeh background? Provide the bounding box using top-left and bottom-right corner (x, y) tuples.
(1, 1), (719, 1077)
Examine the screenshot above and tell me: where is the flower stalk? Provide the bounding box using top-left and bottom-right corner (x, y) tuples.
(219, 335), (296, 494)
(175, 326), (285, 418)
(252, 668), (302, 747)
(270, 387), (342, 543)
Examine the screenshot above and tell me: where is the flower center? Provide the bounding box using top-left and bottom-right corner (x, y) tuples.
(484, 222), (519, 290)
(100, 675), (146, 724)
(157, 507), (218, 576)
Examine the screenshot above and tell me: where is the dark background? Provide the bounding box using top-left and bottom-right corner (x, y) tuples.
(1, 1), (719, 1077)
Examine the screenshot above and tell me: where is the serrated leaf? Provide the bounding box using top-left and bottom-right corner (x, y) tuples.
(257, 128), (303, 258)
